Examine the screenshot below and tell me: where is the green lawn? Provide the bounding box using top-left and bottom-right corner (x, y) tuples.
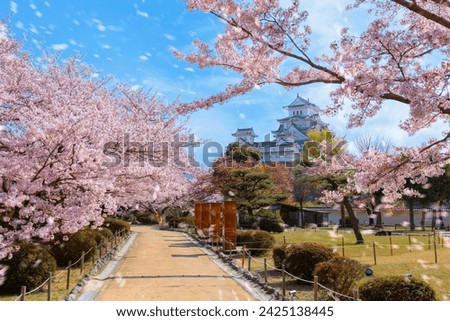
(243, 227), (450, 300)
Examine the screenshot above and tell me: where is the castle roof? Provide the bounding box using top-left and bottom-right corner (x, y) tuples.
(232, 127), (258, 137)
(283, 94), (320, 112)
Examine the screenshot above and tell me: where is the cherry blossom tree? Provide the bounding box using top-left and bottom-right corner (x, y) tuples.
(177, 0), (449, 202)
(0, 25), (197, 260)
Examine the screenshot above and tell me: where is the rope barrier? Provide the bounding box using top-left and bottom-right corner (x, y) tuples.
(11, 228), (129, 301)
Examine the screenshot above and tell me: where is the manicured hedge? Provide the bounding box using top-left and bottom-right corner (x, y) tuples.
(359, 276), (436, 301)
(0, 242), (56, 293)
(284, 242), (335, 281)
(236, 230), (275, 256)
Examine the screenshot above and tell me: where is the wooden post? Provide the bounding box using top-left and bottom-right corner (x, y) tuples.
(353, 289), (360, 301)
(389, 236), (393, 256)
(282, 264), (286, 299)
(313, 275), (319, 301)
(263, 258), (268, 284)
(247, 252), (251, 271)
(92, 249), (96, 265)
(241, 245), (246, 268)
(372, 241), (377, 265)
(110, 238), (114, 250)
(99, 243), (103, 259)
(408, 235), (412, 253)
(428, 233), (431, 250)
(47, 272), (52, 301)
(20, 286), (26, 301)
(80, 251), (85, 275)
(434, 238), (438, 264)
(341, 237), (345, 257)
(66, 261), (72, 290)
(283, 236), (286, 245)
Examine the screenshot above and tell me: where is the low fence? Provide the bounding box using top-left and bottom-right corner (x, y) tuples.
(190, 232), (359, 301)
(14, 229), (130, 301)
(190, 229), (450, 301)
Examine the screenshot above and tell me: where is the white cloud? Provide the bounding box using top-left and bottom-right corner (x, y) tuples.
(44, 1), (50, 7)
(139, 55), (149, 61)
(29, 4), (37, 10)
(239, 113), (246, 120)
(69, 39), (77, 46)
(51, 43), (68, 51)
(102, 44), (111, 49)
(35, 11), (43, 18)
(10, 1), (18, 14)
(184, 67), (195, 72)
(92, 19), (106, 32)
(137, 10), (149, 18)
(164, 33), (176, 41)
(29, 24), (39, 34)
(15, 21), (24, 29)
(131, 84), (141, 91)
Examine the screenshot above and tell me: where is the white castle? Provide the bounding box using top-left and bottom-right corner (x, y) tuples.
(232, 95), (328, 163)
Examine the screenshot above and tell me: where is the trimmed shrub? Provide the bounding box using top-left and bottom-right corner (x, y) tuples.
(51, 230), (97, 267)
(102, 217), (130, 234)
(97, 227), (113, 241)
(314, 257), (368, 297)
(359, 276), (436, 301)
(284, 242), (335, 281)
(272, 243), (289, 269)
(134, 212), (159, 225)
(259, 218), (284, 233)
(236, 230), (275, 256)
(83, 229), (108, 247)
(0, 242), (56, 293)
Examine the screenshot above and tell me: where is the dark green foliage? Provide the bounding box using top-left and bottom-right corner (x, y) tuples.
(102, 217), (131, 234)
(51, 230), (97, 267)
(359, 276), (436, 301)
(134, 212), (159, 225)
(97, 227), (113, 240)
(259, 218), (284, 233)
(272, 243), (289, 269)
(0, 242), (56, 293)
(225, 142), (261, 163)
(83, 229), (108, 247)
(284, 242), (336, 281)
(236, 230), (275, 256)
(314, 257), (368, 297)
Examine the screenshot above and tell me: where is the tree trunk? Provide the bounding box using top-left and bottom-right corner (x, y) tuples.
(365, 203), (374, 226)
(340, 202), (346, 226)
(420, 211), (426, 231)
(438, 201), (445, 230)
(408, 199), (416, 231)
(343, 196), (364, 244)
(431, 209), (437, 229)
(374, 191), (383, 228)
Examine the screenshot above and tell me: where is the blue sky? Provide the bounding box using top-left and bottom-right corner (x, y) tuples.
(1, 0), (444, 164)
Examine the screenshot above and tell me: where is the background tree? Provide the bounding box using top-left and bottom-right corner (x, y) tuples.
(354, 134), (393, 227)
(301, 129), (364, 243)
(0, 26), (197, 260)
(177, 0), (450, 205)
(224, 168), (288, 226)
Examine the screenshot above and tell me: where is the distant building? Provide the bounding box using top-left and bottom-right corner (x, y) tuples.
(232, 95), (328, 163)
